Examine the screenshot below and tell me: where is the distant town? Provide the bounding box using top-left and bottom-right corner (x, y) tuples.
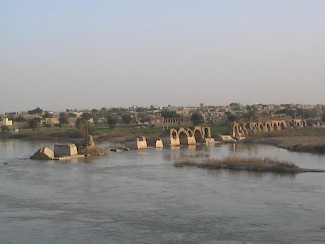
(1, 103), (324, 132)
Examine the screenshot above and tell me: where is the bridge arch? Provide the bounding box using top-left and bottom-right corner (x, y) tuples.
(241, 123), (248, 134)
(257, 123), (265, 132)
(187, 129), (194, 137)
(272, 122), (278, 131)
(250, 122), (258, 134)
(178, 127), (189, 145)
(170, 128), (178, 139)
(265, 122), (272, 132)
(194, 127), (205, 143)
(203, 127), (211, 138)
(278, 121), (287, 130)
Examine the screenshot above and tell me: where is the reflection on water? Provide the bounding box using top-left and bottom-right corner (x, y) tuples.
(228, 142), (246, 153)
(163, 145), (211, 162)
(1, 140), (325, 243)
(228, 143), (262, 156)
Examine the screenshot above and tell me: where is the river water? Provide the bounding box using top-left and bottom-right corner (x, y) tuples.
(1, 140), (325, 243)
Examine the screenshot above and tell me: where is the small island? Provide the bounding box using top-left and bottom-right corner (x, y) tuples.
(174, 157), (325, 174)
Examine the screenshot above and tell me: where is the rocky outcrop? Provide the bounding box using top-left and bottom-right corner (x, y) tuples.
(30, 147), (55, 160)
(85, 135), (96, 149)
(155, 139), (164, 148)
(125, 136), (148, 150)
(110, 147), (130, 153)
(54, 144), (78, 157)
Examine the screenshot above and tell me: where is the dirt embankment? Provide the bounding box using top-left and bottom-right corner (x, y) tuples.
(244, 127), (325, 153)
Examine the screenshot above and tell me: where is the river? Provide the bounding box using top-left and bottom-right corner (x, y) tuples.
(1, 140), (325, 243)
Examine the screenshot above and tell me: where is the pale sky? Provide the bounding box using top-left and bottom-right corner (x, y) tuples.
(1, 0), (325, 113)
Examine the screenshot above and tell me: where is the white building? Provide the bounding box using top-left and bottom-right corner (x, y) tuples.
(0, 118), (13, 126)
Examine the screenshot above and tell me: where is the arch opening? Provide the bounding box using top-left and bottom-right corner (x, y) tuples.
(194, 130), (204, 143)
(179, 130), (189, 145)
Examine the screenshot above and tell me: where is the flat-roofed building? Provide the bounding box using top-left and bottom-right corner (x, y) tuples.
(0, 118), (13, 126)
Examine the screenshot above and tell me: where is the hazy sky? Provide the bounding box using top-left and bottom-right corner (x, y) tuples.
(1, 0), (325, 113)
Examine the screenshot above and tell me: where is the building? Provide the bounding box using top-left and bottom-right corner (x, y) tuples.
(163, 117), (192, 127)
(149, 115), (164, 127)
(149, 115), (193, 127)
(0, 118), (13, 126)
(45, 118), (60, 126)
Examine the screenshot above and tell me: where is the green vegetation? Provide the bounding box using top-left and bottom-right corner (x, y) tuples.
(106, 115), (118, 127)
(1, 125), (9, 132)
(210, 125), (229, 134)
(275, 107), (318, 119)
(59, 112), (69, 126)
(4, 127), (83, 140)
(43, 111), (53, 118)
(243, 105), (258, 121)
(191, 111), (204, 126)
(78, 146), (107, 156)
(28, 107), (43, 115)
(12, 116), (27, 122)
(161, 109), (181, 118)
(1, 124), (223, 143)
(226, 112), (237, 123)
(121, 114), (132, 124)
(93, 126), (165, 142)
(174, 157), (322, 174)
(28, 118), (41, 130)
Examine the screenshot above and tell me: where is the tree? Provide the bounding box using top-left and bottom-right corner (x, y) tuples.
(28, 107), (43, 114)
(107, 115), (118, 128)
(191, 111), (204, 126)
(12, 116), (26, 122)
(1, 125), (9, 132)
(136, 107), (146, 112)
(82, 123), (95, 136)
(245, 105), (258, 121)
(75, 118), (82, 128)
(161, 109), (181, 118)
(226, 113), (237, 123)
(296, 108), (317, 119)
(121, 114), (132, 125)
(59, 113), (69, 126)
(28, 118), (41, 130)
(43, 111), (53, 118)
(98, 107), (108, 118)
(229, 102), (241, 111)
(81, 112), (92, 120)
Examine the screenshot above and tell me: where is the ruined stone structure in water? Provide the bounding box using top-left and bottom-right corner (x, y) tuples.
(125, 136), (148, 150)
(230, 119), (321, 140)
(127, 127), (216, 150)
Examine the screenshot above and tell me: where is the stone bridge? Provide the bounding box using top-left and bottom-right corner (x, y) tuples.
(230, 119), (320, 140)
(159, 126), (215, 147)
(124, 127), (216, 150)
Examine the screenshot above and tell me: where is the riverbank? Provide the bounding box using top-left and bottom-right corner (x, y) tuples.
(0, 128), (84, 141)
(244, 127), (325, 153)
(0, 127), (131, 143)
(2, 126), (325, 153)
(0, 127), (163, 142)
(0, 125), (228, 143)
